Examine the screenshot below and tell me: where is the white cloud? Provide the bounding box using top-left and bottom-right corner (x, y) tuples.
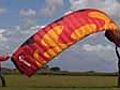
(81, 44), (116, 62)
(49, 43), (117, 72)
(20, 8), (36, 17)
(0, 29), (6, 33)
(0, 36), (5, 40)
(40, 0), (64, 17)
(19, 8), (37, 29)
(19, 0), (64, 29)
(20, 17), (37, 29)
(0, 29), (7, 41)
(30, 25), (41, 30)
(68, 43), (116, 62)
(82, 44), (113, 52)
(0, 26), (37, 54)
(69, 0), (120, 24)
(0, 7), (6, 15)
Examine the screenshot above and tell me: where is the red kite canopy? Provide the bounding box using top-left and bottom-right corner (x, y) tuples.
(0, 55), (9, 62)
(11, 8), (119, 76)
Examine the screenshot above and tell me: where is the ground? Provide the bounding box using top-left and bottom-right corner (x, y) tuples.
(0, 74), (120, 90)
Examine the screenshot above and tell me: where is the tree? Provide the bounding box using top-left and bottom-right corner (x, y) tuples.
(50, 67), (61, 72)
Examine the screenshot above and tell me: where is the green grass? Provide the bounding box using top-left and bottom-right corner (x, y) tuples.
(0, 74), (120, 90)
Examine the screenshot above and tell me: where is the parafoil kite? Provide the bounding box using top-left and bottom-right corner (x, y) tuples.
(10, 8), (120, 76)
(0, 55), (9, 62)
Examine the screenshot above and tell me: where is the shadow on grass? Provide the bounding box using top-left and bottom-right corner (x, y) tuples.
(30, 85), (119, 88)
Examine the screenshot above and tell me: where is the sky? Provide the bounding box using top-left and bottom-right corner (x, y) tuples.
(0, 0), (120, 72)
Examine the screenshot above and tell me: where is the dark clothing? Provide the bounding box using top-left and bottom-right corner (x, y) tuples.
(115, 47), (120, 74)
(115, 46), (120, 87)
(0, 63), (6, 87)
(0, 74), (6, 87)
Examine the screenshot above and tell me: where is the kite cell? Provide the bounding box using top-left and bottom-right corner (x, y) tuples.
(11, 9), (119, 76)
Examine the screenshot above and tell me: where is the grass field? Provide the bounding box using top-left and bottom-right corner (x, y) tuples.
(0, 74), (120, 90)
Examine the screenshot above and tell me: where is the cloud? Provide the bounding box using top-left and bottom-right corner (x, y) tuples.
(21, 18), (37, 29)
(0, 29), (7, 41)
(0, 28), (10, 55)
(19, 0), (65, 29)
(82, 44), (115, 61)
(82, 44), (113, 52)
(70, 43), (116, 63)
(19, 8), (37, 29)
(20, 8), (36, 17)
(69, 0), (120, 24)
(40, 0), (64, 17)
(0, 25), (40, 54)
(0, 29), (6, 33)
(0, 7), (6, 15)
(30, 25), (41, 30)
(49, 43), (117, 72)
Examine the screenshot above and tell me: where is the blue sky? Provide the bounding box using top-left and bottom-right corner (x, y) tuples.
(0, 0), (70, 27)
(0, 0), (120, 72)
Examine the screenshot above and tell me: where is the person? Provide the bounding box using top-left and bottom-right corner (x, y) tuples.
(0, 55), (9, 87)
(0, 63), (6, 87)
(115, 46), (120, 87)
